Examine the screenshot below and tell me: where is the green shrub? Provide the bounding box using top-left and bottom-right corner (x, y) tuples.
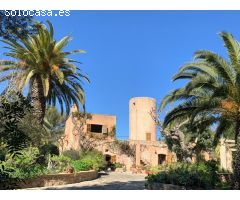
(0, 92), (32, 154)
(0, 147), (6, 161)
(46, 150), (106, 173)
(40, 144), (59, 157)
(62, 150), (80, 160)
(146, 161), (219, 189)
(72, 160), (92, 171)
(148, 165), (162, 174)
(0, 162), (20, 189)
(4, 147), (46, 179)
(11, 164), (46, 179)
(114, 163), (123, 168)
(50, 155), (72, 173)
(71, 150), (106, 172)
(37, 143), (60, 165)
(79, 150), (107, 171)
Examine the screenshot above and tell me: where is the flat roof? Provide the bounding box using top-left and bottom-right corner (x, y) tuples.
(90, 113), (116, 118)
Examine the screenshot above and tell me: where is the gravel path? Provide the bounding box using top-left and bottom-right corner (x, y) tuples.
(35, 172), (147, 190)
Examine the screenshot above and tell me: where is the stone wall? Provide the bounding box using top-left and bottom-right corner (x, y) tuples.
(220, 139), (236, 172)
(145, 182), (185, 190)
(18, 170), (98, 189)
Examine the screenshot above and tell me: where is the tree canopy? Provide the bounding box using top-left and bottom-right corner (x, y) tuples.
(0, 10), (36, 40)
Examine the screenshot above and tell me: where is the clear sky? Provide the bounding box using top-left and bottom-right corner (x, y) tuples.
(1, 11), (240, 139)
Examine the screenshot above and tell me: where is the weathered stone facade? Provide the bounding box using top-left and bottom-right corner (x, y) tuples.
(60, 104), (116, 152)
(61, 97), (174, 172)
(18, 170), (98, 189)
(132, 140), (175, 167)
(220, 138), (236, 172)
(129, 97), (175, 167)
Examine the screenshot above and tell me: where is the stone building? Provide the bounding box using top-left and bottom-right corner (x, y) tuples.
(61, 97), (174, 172)
(61, 104), (116, 152)
(220, 139), (236, 172)
(129, 97), (174, 167)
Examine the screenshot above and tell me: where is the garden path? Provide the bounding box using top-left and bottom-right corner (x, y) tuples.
(36, 172), (147, 190)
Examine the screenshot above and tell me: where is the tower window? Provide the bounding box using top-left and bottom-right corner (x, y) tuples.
(146, 133), (151, 141)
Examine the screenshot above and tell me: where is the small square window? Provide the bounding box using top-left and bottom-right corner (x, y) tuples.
(90, 124), (103, 133)
(146, 133), (151, 141)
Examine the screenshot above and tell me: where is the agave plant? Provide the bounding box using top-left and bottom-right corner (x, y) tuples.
(0, 21), (89, 124)
(160, 32), (240, 188)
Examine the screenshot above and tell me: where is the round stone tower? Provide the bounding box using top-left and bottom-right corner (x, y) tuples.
(129, 97), (156, 142)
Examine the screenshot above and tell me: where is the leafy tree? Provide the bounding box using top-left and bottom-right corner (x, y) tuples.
(44, 106), (66, 141)
(0, 92), (31, 154)
(0, 20), (89, 124)
(160, 32), (240, 188)
(17, 106), (66, 147)
(151, 109), (214, 162)
(0, 91), (50, 152)
(18, 112), (50, 147)
(0, 10), (36, 40)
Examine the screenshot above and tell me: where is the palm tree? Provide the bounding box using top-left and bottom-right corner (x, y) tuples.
(0, 21), (89, 124)
(160, 32), (240, 188)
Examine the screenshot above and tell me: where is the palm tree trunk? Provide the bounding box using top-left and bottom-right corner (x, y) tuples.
(30, 75), (46, 125)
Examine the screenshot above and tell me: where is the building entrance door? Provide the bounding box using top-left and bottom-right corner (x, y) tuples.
(158, 154), (166, 165)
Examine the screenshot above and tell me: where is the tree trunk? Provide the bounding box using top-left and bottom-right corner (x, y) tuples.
(30, 75), (46, 125)
(233, 118), (240, 189)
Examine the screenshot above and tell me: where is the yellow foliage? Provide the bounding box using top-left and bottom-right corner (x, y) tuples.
(221, 100), (237, 111)
(18, 61), (27, 68)
(51, 64), (59, 72)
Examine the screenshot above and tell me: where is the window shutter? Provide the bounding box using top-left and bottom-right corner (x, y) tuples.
(87, 124), (91, 132)
(102, 126), (108, 134)
(111, 155), (116, 163)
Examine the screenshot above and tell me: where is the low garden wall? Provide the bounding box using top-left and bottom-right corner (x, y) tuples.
(145, 182), (185, 190)
(18, 170), (98, 189)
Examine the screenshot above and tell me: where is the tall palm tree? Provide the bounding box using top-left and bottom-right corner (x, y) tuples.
(160, 32), (240, 188)
(0, 21), (89, 124)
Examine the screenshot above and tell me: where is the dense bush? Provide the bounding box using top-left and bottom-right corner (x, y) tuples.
(41, 144), (60, 156)
(77, 150), (107, 171)
(35, 144), (59, 165)
(50, 155), (72, 173)
(146, 161), (219, 189)
(51, 150), (106, 172)
(4, 147), (46, 179)
(114, 163), (124, 168)
(0, 93), (32, 153)
(0, 162), (20, 189)
(0, 147), (106, 188)
(147, 165), (162, 174)
(62, 150), (80, 160)
(0, 147), (6, 161)
(18, 113), (50, 147)
(72, 152), (106, 171)
(72, 160), (92, 171)
(51, 150), (106, 173)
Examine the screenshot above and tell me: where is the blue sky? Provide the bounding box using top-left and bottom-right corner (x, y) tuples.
(1, 10), (240, 139)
